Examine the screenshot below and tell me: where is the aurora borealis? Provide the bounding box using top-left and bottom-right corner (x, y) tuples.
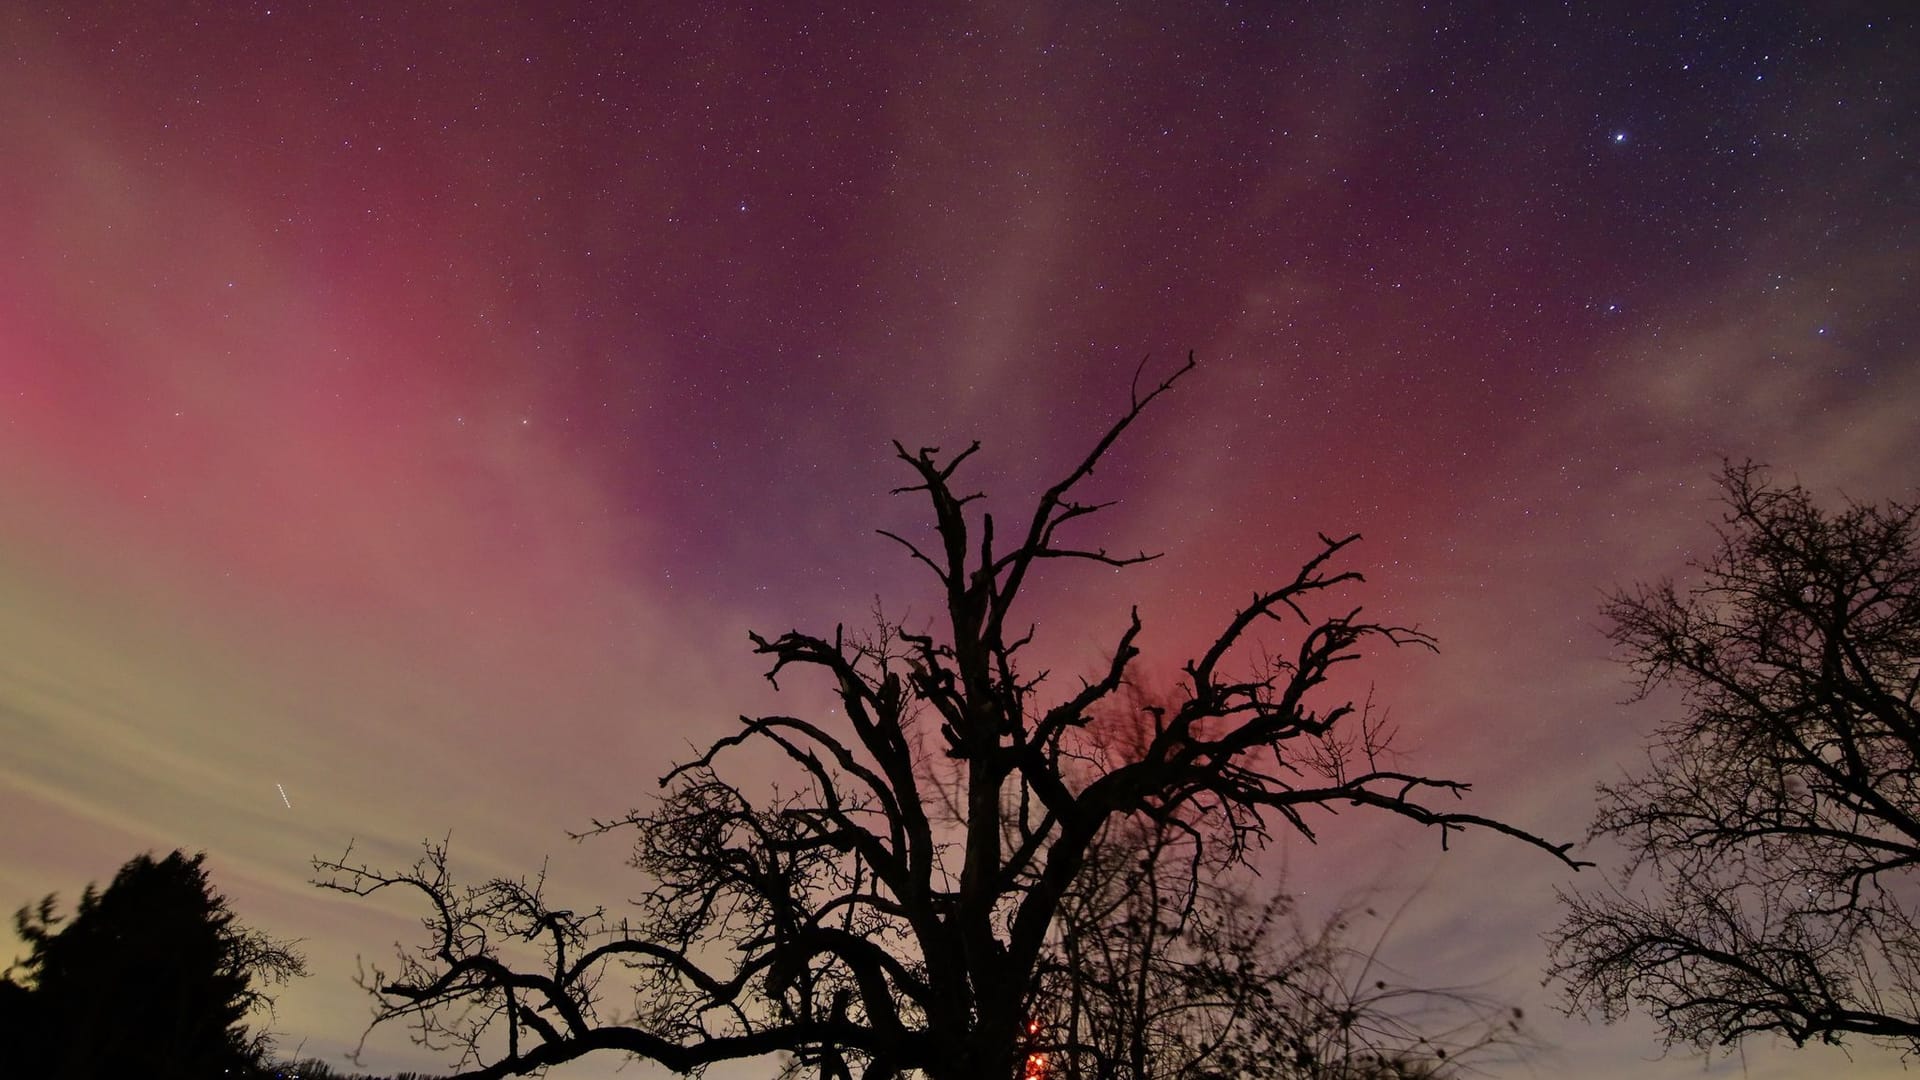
(2, 3), (1916, 1077)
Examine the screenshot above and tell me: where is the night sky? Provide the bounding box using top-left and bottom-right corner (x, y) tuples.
(3, 3), (1916, 1077)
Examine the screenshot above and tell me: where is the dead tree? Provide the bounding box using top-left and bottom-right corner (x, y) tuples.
(317, 355), (1582, 1080)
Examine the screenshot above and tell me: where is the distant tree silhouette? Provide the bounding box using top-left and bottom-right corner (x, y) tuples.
(2, 850), (306, 1080)
(1550, 463), (1920, 1054)
(1039, 810), (1531, 1079)
(319, 356), (1582, 1080)
(266, 1056), (445, 1080)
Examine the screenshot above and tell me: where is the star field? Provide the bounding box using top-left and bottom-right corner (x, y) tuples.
(1, 3), (1915, 1078)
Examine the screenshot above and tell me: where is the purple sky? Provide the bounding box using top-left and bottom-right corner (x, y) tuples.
(3, 3), (1916, 1077)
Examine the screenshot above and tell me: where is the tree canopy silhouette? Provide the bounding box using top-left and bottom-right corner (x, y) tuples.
(2, 849), (306, 1080)
(1550, 463), (1920, 1054)
(318, 356), (1581, 1080)
(1039, 805), (1535, 1080)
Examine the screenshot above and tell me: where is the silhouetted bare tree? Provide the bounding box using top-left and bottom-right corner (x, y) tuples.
(318, 356), (1580, 1080)
(1550, 463), (1920, 1054)
(1036, 809), (1534, 1080)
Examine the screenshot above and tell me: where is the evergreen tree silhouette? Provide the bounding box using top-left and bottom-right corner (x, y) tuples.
(2, 850), (305, 1080)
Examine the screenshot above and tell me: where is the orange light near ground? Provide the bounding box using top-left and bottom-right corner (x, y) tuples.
(1024, 1019), (1048, 1079)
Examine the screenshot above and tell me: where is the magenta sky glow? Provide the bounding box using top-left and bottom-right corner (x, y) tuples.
(3, 4), (1915, 1077)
